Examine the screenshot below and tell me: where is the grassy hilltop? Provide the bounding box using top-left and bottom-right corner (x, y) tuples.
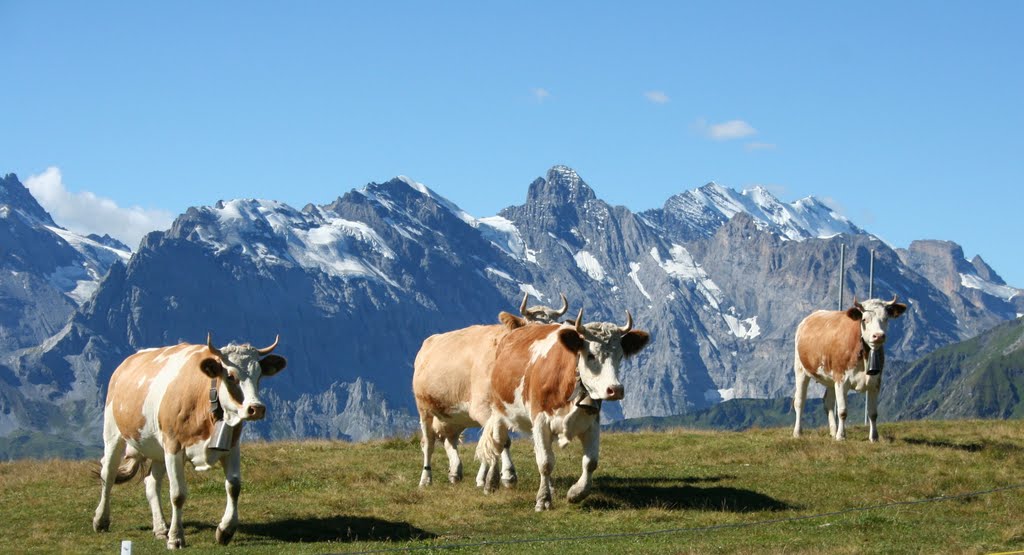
(2, 420), (1023, 554)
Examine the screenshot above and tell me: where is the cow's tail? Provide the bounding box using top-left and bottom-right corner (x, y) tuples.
(475, 414), (506, 468)
(93, 448), (150, 485)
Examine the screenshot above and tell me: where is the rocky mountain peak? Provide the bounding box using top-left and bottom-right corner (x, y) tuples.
(0, 173), (57, 227)
(526, 165), (597, 206)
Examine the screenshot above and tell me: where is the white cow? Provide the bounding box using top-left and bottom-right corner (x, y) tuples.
(477, 310), (650, 511)
(93, 335), (286, 549)
(793, 296), (907, 442)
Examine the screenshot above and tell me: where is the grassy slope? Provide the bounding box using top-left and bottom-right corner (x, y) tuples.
(2, 420), (1024, 554)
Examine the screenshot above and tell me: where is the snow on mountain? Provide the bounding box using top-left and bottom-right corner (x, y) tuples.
(43, 225), (131, 303)
(655, 182), (863, 241)
(960, 273), (1021, 302)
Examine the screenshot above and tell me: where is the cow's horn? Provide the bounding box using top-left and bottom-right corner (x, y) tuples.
(619, 310), (633, 334)
(852, 296), (862, 309)
(206, 332), (222, 357)
(574, 308), (585, 333)
(257, 335), (280, 355)
(887, 294), (899, 305)
(555, 293), (569, 317)
(519, 292), (530, 316)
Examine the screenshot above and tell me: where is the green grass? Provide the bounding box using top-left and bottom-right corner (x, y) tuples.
(3, 420), (1024, 554)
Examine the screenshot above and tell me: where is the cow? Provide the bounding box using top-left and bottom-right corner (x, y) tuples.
(476, 309), (650, 511)
(792, 296), (907, 442)
(92, 335), (286, 549)
(413, 292), (569, 488)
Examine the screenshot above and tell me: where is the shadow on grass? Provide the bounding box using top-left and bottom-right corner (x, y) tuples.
(243, 515), (437, 543)
(583, 476), (794, 513)
(901, 437), (985, 453)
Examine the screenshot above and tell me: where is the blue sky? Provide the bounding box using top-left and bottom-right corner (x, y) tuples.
(2, 2), (1022, 285)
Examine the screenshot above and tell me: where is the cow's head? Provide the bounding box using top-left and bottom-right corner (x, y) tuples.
(200, 334), (287, 426)
(520, 292), (569, 324)
(499, 292), (570, 329)
(845, 295), (908, 349)
(556, 309), (650, 401)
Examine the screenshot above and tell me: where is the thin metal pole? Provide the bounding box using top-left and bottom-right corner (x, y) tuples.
(865, 247), (875, 426)
(869, 249), (875, 299)
(838, 244), (846, 310)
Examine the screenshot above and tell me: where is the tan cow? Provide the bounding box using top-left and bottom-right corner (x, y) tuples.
(793, 296), (907, 442)
(92, 335), (286, 549)
(413, 292), (568, 488)
(477, 310), (650, 511)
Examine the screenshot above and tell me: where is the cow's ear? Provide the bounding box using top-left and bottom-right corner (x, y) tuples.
(260, 355), (287, 376)
(846, 307), (863, 321)
(199, 357), (223, 378)
(557, 329), (584, 353)
(498, 311), (526, 330)
(622, 330), (650, 357)
(886, 303), (908, 318)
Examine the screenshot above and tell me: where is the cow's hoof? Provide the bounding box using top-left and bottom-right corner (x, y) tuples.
(154, 524), (169, 540)
(419, 473), (432, 488)
(535, 499), (553, 512)
(501, 468), (518, 488)
(216, 526), (235, 545)
(567, 484), (590, 504)
(166, 537), (185, 550)
(93, 515), (110, 533)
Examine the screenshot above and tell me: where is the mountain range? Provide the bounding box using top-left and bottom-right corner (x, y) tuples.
(1, 167), (1021, 458)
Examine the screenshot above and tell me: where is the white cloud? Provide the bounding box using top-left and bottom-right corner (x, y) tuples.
(644, 90), (670, 104)
(532, 87), (551, 101)
(25, 167), (174, 250)
(694, 118), (758, 141)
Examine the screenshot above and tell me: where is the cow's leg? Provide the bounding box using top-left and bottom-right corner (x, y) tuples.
(442, 433), (463, 483)
(216, 446), (242, 545)
(475, 459), (489, 488)
(867, 387), (880, 442)
(418, 415), (435, 487)
(823, 386), (837, 438)
(500, 437), (518, 487)
(532, 414), (555, 511)
(567, 422), (599, 503)
(145, 461), (169, 539)
(833, 382), (848, 441)
(165, 449), (188, 549)
(92, 415), (126, 533)
(793, 371), (811, 438)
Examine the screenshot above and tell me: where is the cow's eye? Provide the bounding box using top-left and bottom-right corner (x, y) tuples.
(586, 353), (596, 361)
(226, 372), (238, 383)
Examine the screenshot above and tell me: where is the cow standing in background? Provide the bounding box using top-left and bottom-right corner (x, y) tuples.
(93, 335), (286, 549)
(793, 296), (908, 442)
(413, 293), (569, 488)
(477, 310), (650, 511)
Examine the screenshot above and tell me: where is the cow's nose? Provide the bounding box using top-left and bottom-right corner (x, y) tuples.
(246, 403), (266, 420)
(606, 385), (624, 400)
(872, 332), (886, 343)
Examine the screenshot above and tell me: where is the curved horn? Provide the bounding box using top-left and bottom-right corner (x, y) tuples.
(257, 335), (280, 356)
(519, 292), (530, 316)
(574, 308), (584, 333)
(206, 332), (222, 357)
(887, 294), (899, 305)
(555, 293), (569, 317)
(619, 310), (633, 334)
(851, 295), (862, 309)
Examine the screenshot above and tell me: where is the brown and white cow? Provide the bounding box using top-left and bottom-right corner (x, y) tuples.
(793, 296), (907, 442)
(92, 335), (286, 549)
(413, 292), (568, 488)
(476, 310), (650, 511)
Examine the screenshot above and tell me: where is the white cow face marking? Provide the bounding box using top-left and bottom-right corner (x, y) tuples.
(847, 298), (908, 349)
(558, 322), (650, 401)
(200, 344), (287, 426)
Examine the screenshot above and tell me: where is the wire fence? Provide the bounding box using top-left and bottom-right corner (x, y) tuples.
(334, 482), (1024, 554)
